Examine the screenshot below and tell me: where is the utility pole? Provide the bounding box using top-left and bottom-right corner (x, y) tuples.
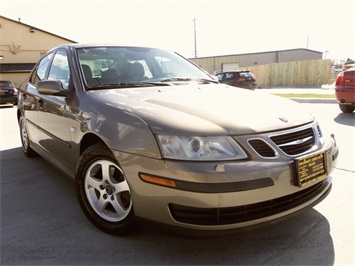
(193, 18), (197, 58)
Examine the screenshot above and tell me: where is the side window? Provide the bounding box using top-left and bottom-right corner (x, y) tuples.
(216, 73), (223, 81)
(48, 50), (70, 90)
(225, 73), (234, 80)
(30, 52), (53, 85)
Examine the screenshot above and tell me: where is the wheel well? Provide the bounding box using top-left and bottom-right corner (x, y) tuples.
(80, 133), (107, 155)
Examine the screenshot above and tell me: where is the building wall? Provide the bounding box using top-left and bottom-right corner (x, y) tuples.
(190, 49), (322, 75)
(0, 16), (76, 87)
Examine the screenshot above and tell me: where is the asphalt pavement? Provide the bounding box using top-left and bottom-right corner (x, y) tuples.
(1, 88), (353, 265)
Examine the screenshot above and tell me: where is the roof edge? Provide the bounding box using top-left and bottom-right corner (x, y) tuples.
(0, 15), (77, 44)
(189, 48), (323, 60)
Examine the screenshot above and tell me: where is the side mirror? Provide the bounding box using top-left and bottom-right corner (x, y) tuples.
(37, 80), (68, 96)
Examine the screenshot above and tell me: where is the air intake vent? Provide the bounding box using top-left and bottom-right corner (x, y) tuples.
(248, 139), (277, 157)
(270, 127), (315, 155)
(169, 180), (328, 226)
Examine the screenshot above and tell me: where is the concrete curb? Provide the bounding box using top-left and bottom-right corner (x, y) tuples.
(258, 87), (337, 104)
(291, 98), (337, 104)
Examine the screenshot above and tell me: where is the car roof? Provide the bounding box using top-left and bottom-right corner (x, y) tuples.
(51, 43), (161, 50)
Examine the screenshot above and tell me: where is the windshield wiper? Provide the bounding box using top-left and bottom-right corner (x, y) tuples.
(160, 77), (192, 82)
(160, 77), (217, 84)
(87, 82), (169, 90)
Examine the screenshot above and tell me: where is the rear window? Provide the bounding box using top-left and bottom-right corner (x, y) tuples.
(217, 71), (255, 80)
(239, 72), (255, 79)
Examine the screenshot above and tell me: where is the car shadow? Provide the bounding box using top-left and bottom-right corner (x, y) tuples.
(1, 147), (335, 265)
(333, 112), (355, 126)
(135, 208), (334, 265)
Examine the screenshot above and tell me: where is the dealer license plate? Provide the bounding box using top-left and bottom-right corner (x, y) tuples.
(295, 151), (327, 187)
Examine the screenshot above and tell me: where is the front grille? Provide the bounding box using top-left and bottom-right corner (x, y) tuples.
(270, 127), (315, 155)
(169, 180), (329, 226)
(248, 139), (277, 157)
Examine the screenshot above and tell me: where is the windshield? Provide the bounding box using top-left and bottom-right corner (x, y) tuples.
(76, 46), (215, 89)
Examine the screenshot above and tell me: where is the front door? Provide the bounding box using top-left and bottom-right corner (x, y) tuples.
(37, 49), (75, 171)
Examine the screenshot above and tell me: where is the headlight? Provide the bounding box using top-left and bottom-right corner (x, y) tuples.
(157, 135), (248, 161)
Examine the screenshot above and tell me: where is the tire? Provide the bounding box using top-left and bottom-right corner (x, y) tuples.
(75, 143), (138, 235)
(19, 116), (37, 157)
(339, 104), (354, 113)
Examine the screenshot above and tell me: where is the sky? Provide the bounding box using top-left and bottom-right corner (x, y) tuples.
(1, 0), (354, 60)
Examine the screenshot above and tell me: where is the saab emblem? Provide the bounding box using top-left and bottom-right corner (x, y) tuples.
(279, 117), (288, 123)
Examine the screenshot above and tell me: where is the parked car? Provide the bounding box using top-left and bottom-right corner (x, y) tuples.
(17, 44), (338, 236)
(216, 70), (257, 89)
(335, 65), (355, 113)
(343, 58), (354, 70)
(0, 80), (18, 106)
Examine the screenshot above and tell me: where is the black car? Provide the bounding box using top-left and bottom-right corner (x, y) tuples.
(216, 70), (257, 90)
(0, 80), (18, 105)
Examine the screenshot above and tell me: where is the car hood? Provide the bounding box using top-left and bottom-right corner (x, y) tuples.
(92, 83), (314, 135)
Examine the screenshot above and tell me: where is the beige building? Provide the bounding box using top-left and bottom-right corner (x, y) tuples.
(189, 48), (323, 75)
(0, 16), (76, 88)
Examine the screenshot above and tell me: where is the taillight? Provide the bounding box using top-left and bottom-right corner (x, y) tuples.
(336, 72), (344, 86)
(236, 77), (245, 83)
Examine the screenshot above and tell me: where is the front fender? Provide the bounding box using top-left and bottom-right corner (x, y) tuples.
(90, 112), (161, 159)
(70, 94), (161, 159)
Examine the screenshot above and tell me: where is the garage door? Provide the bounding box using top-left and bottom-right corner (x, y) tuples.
(222, 63), (240, 71)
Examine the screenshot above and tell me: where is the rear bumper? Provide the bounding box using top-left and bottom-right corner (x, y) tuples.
(335, 87), (355, 104)
(0, 95), (18, 104)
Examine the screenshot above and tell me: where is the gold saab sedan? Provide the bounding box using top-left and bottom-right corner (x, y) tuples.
(17, 44), (339, 236)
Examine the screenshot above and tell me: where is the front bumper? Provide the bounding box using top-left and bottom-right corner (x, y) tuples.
(113, 133), (338, 231)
